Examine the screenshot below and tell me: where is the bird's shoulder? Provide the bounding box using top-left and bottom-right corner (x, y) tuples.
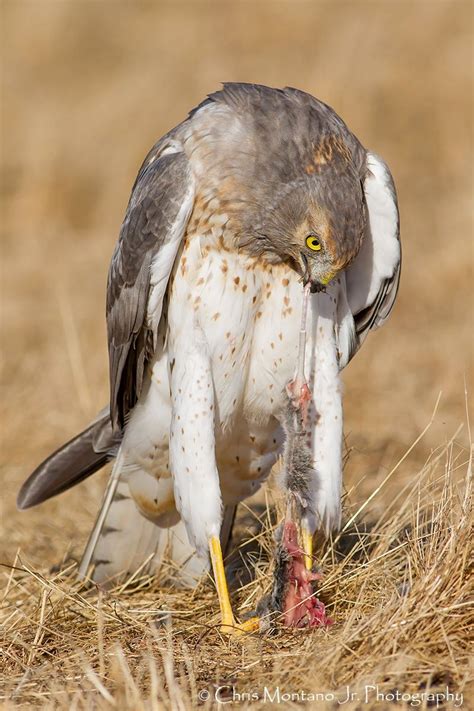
(181, 83), (367, 183)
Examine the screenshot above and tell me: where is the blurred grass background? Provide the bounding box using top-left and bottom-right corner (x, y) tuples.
(1, 0), (472, 566)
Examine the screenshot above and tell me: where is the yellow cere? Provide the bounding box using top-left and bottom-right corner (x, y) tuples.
(320, 270), (336, 285)
(306, 235), (321, 251)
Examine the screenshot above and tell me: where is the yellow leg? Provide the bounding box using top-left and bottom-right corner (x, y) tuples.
(209, 536), (259, 635)
(209, 535), (235, 630)
(301, 524), (314, 571)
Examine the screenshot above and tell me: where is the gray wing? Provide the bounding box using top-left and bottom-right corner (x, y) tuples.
(17, 412), (115, 509)
(107, 149), (195, 431)
(343, 151), (401, 359)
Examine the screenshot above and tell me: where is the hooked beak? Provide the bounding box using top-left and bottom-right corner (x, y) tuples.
(299, 252), (330, 293)
(309, 280), (327, 294)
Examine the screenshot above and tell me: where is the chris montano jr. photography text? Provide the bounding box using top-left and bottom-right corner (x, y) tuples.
(200, 685), (464, 706)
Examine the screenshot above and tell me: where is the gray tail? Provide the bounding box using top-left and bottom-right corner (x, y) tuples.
(78, 447), (236, 588)
(18, 412), (236, 589)
(17, 412), (115, 510)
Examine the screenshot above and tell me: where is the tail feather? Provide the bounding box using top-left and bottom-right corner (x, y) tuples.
(17, 413), (116, 510)
(18, 413), (236, 588)
(79, 450), (236, 587)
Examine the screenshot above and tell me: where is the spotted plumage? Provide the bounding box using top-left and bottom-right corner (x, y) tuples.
(18, 83), (401, 594)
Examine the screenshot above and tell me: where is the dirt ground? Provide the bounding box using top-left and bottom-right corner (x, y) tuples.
(1, 1), (473, 709)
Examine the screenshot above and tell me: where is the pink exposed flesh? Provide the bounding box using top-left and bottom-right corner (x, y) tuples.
(281, 521), (332, 628)
(286, 380), (312, 428)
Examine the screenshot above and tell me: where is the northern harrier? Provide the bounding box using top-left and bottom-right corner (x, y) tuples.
(18, 83), (400, 632)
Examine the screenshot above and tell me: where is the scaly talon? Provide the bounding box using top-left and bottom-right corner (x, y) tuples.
(237, 616), (260, 632)
(220, 616), (260, 636)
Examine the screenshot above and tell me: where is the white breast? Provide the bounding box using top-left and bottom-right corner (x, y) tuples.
(169, 239), (304, 416)
(123, 232), (350, 516)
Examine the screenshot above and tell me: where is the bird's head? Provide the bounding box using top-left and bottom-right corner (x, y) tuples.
(289, 204), (345, 293)
(240, 172), (366, 291)
(275, 175), (366, 291)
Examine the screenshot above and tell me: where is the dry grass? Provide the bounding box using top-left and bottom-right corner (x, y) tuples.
(1, 426), (472, 709)
(1, 1), (473, 708)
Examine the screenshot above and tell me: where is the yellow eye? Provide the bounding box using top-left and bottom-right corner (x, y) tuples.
(306, 235), (321, 251)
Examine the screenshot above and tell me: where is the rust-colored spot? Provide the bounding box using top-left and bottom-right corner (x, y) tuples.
(212, 312), (220, 321)
(234, 276), (240, 285)
(314, 153), (328, 166)
(282, 278), (289, 287)
(221, 261), (228, 273)
(314, 140), (332, 165)
(252, 296), (257, 304)
(284, 296), (290, 306)
(134, 491), (175, 518)
(197, 277), (205, 285)
(242, 284), (248, 292)
(256, 311), (262, 319)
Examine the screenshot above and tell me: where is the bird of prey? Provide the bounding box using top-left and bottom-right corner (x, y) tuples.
(18, 83), (400, 633)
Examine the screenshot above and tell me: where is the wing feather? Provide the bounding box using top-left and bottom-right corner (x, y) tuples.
(107, 150), (195, 431)
(343, 151), (401, 360)
(17, 412), (116, 509)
